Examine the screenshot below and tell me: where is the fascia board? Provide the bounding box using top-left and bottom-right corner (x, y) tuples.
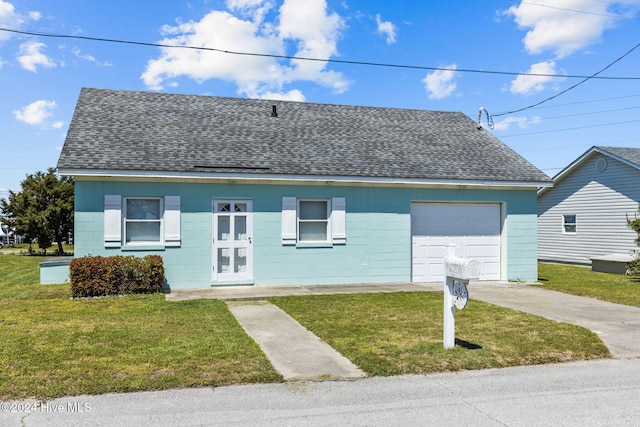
(58, 168), (551, 190)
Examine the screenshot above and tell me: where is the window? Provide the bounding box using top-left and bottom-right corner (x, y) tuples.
(563, 214), (576, 233)
(104, 195), (181, 248)
(298, 200), (329, 242)
(124, 198), (162, 244)
(281, 197), (346, 246)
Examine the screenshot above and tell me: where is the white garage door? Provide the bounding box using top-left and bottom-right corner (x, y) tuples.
(411, 203), (501, 282)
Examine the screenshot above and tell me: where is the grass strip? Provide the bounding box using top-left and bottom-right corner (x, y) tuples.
(271, 292), (610, 376)
(537, 263), (640, 307)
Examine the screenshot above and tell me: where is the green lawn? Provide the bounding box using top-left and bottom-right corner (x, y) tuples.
(537, 263), (640, 307)
(270, 292), (610, 376)
(0, 254), (617, 400)
(0, 254), (281, 400)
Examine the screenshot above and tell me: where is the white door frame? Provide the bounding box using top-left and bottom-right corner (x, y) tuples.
(212, 199), (253, 284)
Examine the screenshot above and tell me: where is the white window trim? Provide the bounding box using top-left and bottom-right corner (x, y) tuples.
(104, 195), (181, 248)
(281, 196), (346, 246)
(124, 197), (164, 246)
(562, 214), (577, 234)
(297, 199), (331, 244)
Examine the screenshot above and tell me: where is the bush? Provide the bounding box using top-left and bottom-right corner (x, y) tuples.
(70, 255), (165, 298)
(627, 257), (640, 276)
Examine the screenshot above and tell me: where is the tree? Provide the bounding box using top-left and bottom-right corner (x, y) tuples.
(0, 168), (74, 255)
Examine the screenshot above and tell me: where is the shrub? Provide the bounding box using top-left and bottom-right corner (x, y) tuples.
(627, 257), (640, 276)
(70, 255), (165, 298)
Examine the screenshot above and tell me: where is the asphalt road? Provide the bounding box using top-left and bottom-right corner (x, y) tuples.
(3, 359), (639, 427)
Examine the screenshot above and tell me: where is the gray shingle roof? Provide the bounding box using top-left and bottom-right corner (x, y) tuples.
(598, 146), (640, 168)
(58, 88), (550, 184)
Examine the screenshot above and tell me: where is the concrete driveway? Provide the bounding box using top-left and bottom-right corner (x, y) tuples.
(467, 281), (640, 359)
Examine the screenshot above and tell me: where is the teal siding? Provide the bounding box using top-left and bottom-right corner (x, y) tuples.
(39, 257), (72, 285)
(74, 180), (539, 288)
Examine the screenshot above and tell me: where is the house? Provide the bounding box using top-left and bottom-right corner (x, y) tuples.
(538, 146), (640, 268)
(55, 88), (551, 289)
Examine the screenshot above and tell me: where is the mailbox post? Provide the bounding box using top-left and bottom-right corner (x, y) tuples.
(443, 245), (479, 349)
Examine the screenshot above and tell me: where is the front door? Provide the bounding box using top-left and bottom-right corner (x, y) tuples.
(212, 199), (253, 283)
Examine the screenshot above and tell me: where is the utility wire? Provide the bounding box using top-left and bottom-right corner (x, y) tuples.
(1, 27), (640, 81)
(490, 41), (640, 118)
(499, 118), (640, 138)
(518, 93), (640, 111)
(504, 0), (640, 21)
(503, 105), (640, 123)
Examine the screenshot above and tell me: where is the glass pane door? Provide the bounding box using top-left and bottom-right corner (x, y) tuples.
(213, 200), (252, 283)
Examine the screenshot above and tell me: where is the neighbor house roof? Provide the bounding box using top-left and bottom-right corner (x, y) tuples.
(596, 146), (640, 168)
(58, 88), (551, 187)
(538, 145), (640, 196)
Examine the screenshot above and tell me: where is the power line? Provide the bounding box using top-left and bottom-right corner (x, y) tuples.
(505, 0), (640, 21)
(500, 105), (640, 123)
(518, 93), (640, 111)
(491, 41), (640, 118)
(499, 118), (640, 138)
(1, 27), (640, 81)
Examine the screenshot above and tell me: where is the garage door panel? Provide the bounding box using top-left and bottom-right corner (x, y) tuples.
(482, 262), (501, 276)
(411, 203), (501, 282)
(464, 243), (500, 258)
(426, 243), (452, 258)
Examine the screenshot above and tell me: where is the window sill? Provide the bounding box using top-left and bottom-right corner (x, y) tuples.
(122, 244), (166, 251)
(296, 242), (333, 248)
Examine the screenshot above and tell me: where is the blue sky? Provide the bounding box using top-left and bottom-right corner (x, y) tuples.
(1, 0), (639, 197)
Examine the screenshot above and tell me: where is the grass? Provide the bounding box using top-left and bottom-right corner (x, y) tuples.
(0, 254), (281, 400)
(0, 254), (618, 399)
(537, 263), (640, 307)
(270, 292), (610, 376)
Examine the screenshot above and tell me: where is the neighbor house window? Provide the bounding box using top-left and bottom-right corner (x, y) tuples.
(124, 197), (162, 244)
(298, 200), (329, 242)
(563, 214), (577, 233)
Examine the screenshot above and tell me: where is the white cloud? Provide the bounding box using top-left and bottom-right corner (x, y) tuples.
(492, 115), (542, 131)
(375, 14), (396, 45)
(226, 0), (275, 22)
(505, 0), (623, 58)
(71, 47), (112, 67)
(0, 1), (41, 42)
(17, 41), (56, 72)
(510, 60), (564, 96)
(0, 1), (21, 42)
(422, 64), (458, 100)
(141, 0), (348, 99)
(12, 100), (60, 127)
(258, 89), (305, 101)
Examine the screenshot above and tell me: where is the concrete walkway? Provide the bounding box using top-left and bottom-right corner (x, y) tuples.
(227, 301), (364, 381)
(167, 281), (640, 381)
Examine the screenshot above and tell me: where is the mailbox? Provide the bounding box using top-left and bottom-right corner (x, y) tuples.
(443, 246), (479, 349)
(444, 256), (480, 281)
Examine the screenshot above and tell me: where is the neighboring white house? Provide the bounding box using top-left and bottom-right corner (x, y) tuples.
(538, 146), (640, 265)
